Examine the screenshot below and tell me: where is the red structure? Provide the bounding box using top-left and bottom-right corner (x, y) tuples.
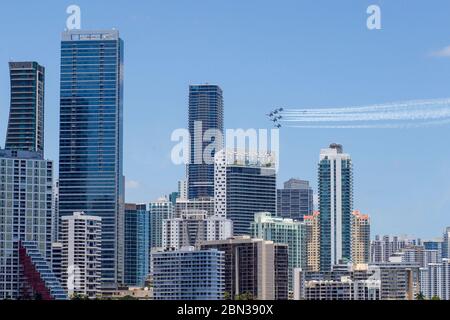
(19, 243), (53, 300)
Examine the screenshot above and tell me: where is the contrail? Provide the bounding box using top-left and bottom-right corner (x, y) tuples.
(279, 98), (450, 128)
(287, 118), (450, 129)
(282, 98), (450, 115)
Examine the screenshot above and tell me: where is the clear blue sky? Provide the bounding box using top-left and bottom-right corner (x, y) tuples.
(1, 0), (450, 238)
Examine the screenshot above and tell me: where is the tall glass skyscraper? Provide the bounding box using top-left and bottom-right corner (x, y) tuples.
(188, 85), (224, 200)
(59, 30), (124, 291)
(5, 62), (45, 155)
(124, 204), (149, 287)
(318, 144), (353, 271)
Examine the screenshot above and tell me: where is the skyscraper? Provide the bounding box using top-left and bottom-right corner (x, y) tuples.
(60, 212), (102, 298)
(277, 179), (314, 221)
(59, 30), (124, 291)
(370, 235), (420, 263)
(420, 259), (450, 300)
(0, 62), (65, 300)
(304, 211), (320, 272)
(200, 236), (288, 300)
(442, 227), (450, 259)
(0, 150), (60, 299)
(149, 199), (174, 250)
(352, 211), (371, 264)
(251, 212), (306, 292)
(318, 144), (353, 271)
(124, 204), (149, 287)
(187, 84), (224, 200)
(178, 180), (188, 200)
(214, 150), (277, 235)
(5, 62), (45, 155)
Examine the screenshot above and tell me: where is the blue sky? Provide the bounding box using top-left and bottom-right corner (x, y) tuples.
(1, 0), (450, 238)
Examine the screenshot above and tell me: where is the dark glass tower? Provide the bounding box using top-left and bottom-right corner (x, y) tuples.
(226, 164), (277, 236)
(318, 144), (353, 271)
(124, 204), (149, 287)
(188, 85), (224, 199)
(59, 30), (124, 291)
(6, 62), (45, 155)
(277, 179), (314, 221)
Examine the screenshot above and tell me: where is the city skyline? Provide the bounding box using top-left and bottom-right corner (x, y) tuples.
(2, 1), (450, 238)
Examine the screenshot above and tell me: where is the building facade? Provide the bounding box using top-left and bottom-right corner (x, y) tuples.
(420, 259), (450, 300)
(293, 264), (381, 300)
(60, 212), (102, 298)
(276, 179), (314, 221)
(304, 211), (320, 272)
(175, 197), (215, 217)
(374, 262), (420, 300)
(370, 235), (421, 263)
(187, 84), (224, 200)
(352, 211), (370, 264)
(200, 236), (288, 300)
(162, 210), (232, 250)
(443, 228), (450, 259)
(152, 247), (225, 300)
(124, 204), (149, 287)
(215, 151), (277, 236)
(0, 150), (56, 299)
(251, 212), (306, 292)
(318, 144), (353, 271)
(149, 199), (174, 250)
(5, 62), (45, 155)
(59, 29), (124, 291)
(424, 239), (443, 261)
(178, 180), (187, 200)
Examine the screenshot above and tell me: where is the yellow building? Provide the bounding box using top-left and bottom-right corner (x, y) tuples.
(352, 211), (371, 264)
(304, 211), (320, 272)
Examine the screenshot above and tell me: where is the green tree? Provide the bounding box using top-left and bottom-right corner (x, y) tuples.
(416, 292), (426, 300)
(71, 293), (89, 300)
(431, 296), (441, 301)
(235, 292), (254, 301)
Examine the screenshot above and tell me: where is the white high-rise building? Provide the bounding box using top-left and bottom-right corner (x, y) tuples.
(370, 235), (421, 263)
(0, 150), (63, 300)
(420, 259), (450, 300)
(175, 197), (215, 217)
(149, 198), (174, 250)
(162, 210), (232, 250)
(318, 144), (353, 271)
(178, 180), (188, 200)
(61, 212), (102, 298)
(214, 150), (227, 218)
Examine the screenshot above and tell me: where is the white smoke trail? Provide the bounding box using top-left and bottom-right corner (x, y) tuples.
(286, 118), (450, 129)
(282, 98), (450, 115)
(279, 98), (450, 127)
